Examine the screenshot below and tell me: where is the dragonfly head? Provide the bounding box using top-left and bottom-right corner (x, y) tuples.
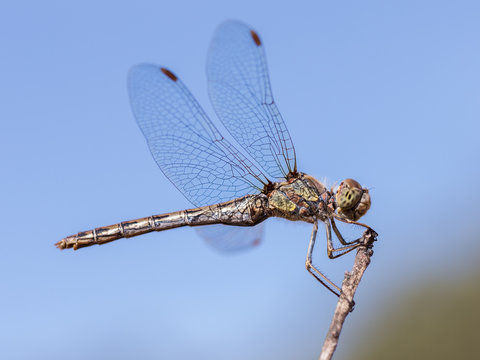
(334, 179), (371, 221)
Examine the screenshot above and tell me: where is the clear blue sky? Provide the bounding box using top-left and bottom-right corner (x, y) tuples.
(1, 1), (479, 359)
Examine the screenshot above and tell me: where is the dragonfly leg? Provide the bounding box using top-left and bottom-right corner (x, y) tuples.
(305, 218), (341, 297)
(327, 218), (362, 259)
(327, 241), (362, 259)
(328, 216), (378, 259)
(331, 217), (360, 246)
(333, 213), (378, 237)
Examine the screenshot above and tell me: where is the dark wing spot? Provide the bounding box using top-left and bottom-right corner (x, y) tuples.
(250, 30), (261, 46)
(252, 239), (261, 246)
(160, 67), (178, 82)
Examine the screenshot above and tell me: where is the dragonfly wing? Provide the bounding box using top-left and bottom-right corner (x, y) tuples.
(195, 223), (264, 253)
(207, 20), (297, 180)
(128, 64), (268, 207)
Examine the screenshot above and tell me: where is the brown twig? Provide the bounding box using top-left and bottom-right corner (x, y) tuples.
(319, 229), (377, 360)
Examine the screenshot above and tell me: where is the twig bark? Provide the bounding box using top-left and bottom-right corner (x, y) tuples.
(319, 229), (377, 360)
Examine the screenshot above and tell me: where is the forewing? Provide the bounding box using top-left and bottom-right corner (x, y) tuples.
(207, 20), (297, 180)
(128, 64), (267, 207)
(195, 223), (264, 253)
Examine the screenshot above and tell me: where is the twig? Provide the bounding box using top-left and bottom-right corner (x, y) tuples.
(319, 229), (377, 360)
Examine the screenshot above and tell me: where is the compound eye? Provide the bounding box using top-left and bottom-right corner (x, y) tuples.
(335, 178), (363, 210)
(336, 188), (362, 210)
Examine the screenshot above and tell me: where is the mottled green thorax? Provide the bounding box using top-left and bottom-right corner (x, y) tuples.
(266, 173), (329, 222)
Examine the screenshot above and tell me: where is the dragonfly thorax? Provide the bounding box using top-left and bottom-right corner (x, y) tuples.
(265, 173), (332, 223)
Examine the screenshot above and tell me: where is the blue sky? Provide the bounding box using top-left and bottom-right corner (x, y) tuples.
(1, 1), (480, 359)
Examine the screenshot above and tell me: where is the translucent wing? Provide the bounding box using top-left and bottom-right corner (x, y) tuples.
(128, 65), (268, 207)
(207, 20), (297, 180)
(195, 223), (264, 253)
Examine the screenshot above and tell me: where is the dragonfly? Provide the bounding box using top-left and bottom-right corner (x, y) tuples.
(56, 20), (376, 296)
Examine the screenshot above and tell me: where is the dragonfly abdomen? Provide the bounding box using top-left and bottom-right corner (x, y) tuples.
(56, 211), (186, 250)
(56, 195), (268, 250)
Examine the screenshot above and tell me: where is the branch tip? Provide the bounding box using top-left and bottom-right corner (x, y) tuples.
(319, 229), (377, 360)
